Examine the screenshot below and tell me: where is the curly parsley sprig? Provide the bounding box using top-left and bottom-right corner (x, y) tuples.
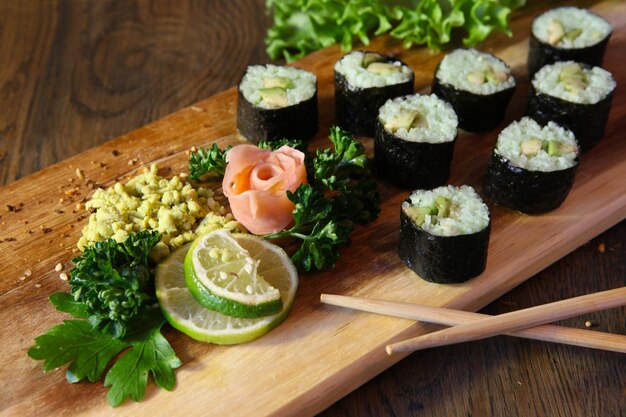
(68, 230), (161, 339)
(188, 144), (232, 179)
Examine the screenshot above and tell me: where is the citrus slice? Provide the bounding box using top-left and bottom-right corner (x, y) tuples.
(184, 229), (282, 317)
(155, 235), (298, 344)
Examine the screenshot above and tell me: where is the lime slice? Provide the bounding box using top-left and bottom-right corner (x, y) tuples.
(155, 236), (298, 344)
(184, 229), (282, 317)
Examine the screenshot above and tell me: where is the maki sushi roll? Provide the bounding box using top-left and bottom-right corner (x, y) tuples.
(375, 94), (458, 189)
(484, 117), (580, 214)
(432, 48), (516, 132)
(528, 7), (612, 76)
(237, 65), (318, 143)
(526, 61), (616, 152)
(335, 51), (414, 136)
(398, 185), (490, 284)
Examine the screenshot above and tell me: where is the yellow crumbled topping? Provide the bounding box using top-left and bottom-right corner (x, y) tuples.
(78, 164), (240, 262)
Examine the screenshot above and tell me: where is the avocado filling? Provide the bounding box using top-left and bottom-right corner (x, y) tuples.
(519, 138), (577, 157)
(466, 67), (509, 85)
(362, 52), (385, 68)
(257, 76), (298, 107)
(383, 109), (428, 132)
(559, 63), (588, 94)
(405, 196), (455, 228)
(262, 76), (294, 89)
(258, 86), (289, 107)
(546, 20), (584, 45)
(366, 62), (403, 75)
(361, 53), (402, 75)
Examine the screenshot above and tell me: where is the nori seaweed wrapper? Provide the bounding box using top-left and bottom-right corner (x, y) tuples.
(374, 120), (456, 189)
(432, 76), (515, 133)
(236, 87), (318, 144)
(398, 206), (490, 284)
(527, 30), (611, 77)
(483, 152), (578, 214)
(335, 57), (414, 137)
(526, 83), (614, 152)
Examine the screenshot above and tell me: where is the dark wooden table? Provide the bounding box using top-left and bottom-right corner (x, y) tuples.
(1, 1), (624, 416)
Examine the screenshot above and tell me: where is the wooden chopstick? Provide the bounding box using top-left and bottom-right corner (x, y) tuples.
(384, 287), (626, 355)
(320, 293), (626, 354)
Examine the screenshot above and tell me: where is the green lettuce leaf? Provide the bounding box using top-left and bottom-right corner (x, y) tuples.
(265, 0), (527, 62)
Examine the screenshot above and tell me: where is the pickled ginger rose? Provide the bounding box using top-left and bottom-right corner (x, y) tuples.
(222, 144), (307, 234)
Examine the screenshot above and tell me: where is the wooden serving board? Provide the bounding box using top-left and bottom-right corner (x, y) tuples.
(1, 1), (625, 416)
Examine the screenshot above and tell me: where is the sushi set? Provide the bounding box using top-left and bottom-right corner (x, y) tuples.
(2, 1), (626, 416)
(235, 6), (615, 284)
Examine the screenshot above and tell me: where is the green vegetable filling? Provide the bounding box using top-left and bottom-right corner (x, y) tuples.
(466, 67), (508, 85)
(362, 52), (386, 68)
(259, 86), (289, 107)
(519, 138), (577, 157)
(405, 196), (453, 227)
(547, 19), (583, 45)
(366, 62), (402, 75)
(383, 109), (428, 132)
(559, 63), (589, 94)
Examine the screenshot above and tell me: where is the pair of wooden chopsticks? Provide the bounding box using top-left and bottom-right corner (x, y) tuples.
(320, 287), (626, 355)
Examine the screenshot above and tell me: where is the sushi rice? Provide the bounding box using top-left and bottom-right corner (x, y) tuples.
(532, 7), (612, 49)
(378, 94), (457, 143)
(403, 185), (489, 237)
(335, 51), (413, 89)
(495, 117), (578, 172)
(533, 61), (616, 104)
(239, 65), (316, 110)
(435, 49), (515, 95)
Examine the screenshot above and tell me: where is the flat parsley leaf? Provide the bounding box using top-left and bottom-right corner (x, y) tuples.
(29, 309), (181, 407)
(105, 311), (181, 407)
(49, 292), (90, 318)
(27, 320), (129, 383)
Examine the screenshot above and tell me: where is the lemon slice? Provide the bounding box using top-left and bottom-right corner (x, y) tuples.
(155, 235), (298, 344)
(184, 229), (282, 317)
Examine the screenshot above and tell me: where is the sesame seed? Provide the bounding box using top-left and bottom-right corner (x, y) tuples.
(55, 263), (63, 272)
(75, 168), (85, 180)
(34, 283), (42, 288)
(24, 269), (32, 276)
(60, 273), (68, 281)
(585, 320), (593, 328)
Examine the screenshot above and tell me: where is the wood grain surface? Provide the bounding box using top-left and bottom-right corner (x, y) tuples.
(0, 1), (624, 416)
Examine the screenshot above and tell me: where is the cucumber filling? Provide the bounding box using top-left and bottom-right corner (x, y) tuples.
(405, 196), (456, 228)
